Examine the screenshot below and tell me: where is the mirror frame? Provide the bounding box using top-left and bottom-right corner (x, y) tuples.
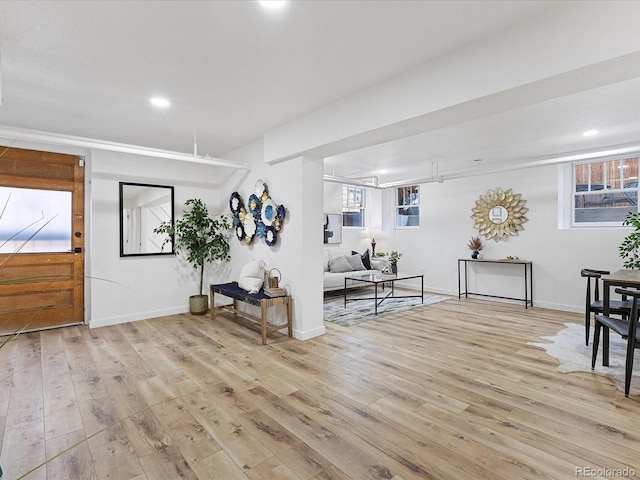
(119, 182), (175, 257)
(471, 187), (528, 241)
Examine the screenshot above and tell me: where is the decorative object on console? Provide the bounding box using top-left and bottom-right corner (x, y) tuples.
(230, 180), (286, 247)
(619, 211), (640, 269)
(371, 238), (376, 255)
(467, 236), (484, 259)
(471, 187), (528, 242)
(154, 198), (232, 315)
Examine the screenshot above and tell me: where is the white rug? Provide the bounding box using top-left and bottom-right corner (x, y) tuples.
(529, 322), (640, 396)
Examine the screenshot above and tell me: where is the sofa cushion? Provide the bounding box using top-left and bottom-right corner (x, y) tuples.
(323, 248), (330, 272)
(345, 254), (366, 271)
(329, 255), (353, 273)
(352, 250), (372, 270)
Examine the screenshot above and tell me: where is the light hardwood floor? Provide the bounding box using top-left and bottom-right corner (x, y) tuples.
(1, 297), (639, 479)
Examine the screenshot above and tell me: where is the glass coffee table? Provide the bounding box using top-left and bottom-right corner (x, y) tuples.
(344, 272), (424, 315)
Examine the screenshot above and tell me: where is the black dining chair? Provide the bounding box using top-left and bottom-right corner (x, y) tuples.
(581, 269), (633, 346)
(592, 287), (640, 397)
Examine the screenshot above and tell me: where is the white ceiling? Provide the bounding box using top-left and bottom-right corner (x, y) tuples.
(1, 1), (639, 184)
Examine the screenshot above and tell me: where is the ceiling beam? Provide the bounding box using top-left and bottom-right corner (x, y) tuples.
(0, 125), (249, 170)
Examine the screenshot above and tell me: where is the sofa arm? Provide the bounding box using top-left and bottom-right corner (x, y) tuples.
(370, 258), (391, 271)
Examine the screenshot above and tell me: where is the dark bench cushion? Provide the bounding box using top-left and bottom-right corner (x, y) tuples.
(211, 282), (269, 307)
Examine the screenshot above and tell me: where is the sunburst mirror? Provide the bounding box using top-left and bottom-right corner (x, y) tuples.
(471, 188), (528, 241)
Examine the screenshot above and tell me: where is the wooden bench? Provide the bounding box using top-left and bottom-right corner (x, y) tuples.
(210, 282), (292, 344)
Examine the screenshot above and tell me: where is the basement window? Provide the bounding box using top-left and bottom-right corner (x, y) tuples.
(342, 185), (365, 228)
(396, 185), (420, 228)
(573, 156), (639, 226)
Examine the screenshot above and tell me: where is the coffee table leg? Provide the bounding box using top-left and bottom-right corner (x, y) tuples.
(375, 283), (378, 315)
(344, 278), (347, 308)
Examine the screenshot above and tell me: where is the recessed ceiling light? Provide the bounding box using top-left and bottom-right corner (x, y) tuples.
(583, 129), (599, 137)
(259, 0), (286, 9)
(150, 97), (170, 108)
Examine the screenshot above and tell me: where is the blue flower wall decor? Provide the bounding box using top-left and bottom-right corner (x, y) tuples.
(230, 179), (286, 247)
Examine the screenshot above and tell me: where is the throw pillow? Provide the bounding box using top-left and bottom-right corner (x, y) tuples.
(361, 250), (372, 270)
(238, 260), (265, 293)
(239, 276), (264, 293)
(329, 255), (354, 273)
(346, 254), (366, 271)
(352, 250), (372, 270)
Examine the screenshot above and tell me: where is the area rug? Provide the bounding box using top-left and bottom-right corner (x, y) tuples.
(323, 290), (449, 327)
(529, 322), (640, 396)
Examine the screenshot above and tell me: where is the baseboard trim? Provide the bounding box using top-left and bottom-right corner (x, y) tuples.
(89, 306), (187, 329)
(294, 325), (326, 341)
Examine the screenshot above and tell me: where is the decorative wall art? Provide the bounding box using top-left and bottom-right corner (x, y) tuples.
(230, 180), (286, 247)
(471, 187), (528, 241)
(324, 213), (342, 244)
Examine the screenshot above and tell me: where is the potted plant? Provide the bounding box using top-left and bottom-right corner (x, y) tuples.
(154, 198), (232, 314)
(619, 211), (640, 269)
(387, 250), (403, 273)
(467, 236), (484, 259)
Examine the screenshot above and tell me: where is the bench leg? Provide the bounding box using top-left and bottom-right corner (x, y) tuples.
(210, 290), (215, 318)
(261, 301), (268, 345)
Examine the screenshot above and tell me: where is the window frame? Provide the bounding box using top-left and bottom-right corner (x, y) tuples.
(395, 185), (420, 229)
(571, 155), (639, 227)
(342, 185), (366, 229)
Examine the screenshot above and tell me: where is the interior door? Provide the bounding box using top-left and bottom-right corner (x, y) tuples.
(0, 146), (84, 336)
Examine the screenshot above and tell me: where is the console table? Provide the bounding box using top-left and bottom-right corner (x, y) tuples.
(457, 258), (533, 308)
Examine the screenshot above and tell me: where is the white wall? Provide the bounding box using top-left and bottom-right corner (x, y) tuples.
(324, 165), (630, 313)
(223, 141), (326, 340)
(89, 149), (231, 327)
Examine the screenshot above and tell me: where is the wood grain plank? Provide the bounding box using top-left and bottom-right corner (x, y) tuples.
(238, 408), (331, 478)
(45, 429), (96, 480)
(4, 297), (640, 479)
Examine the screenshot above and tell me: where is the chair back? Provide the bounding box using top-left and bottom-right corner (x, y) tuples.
(581, 269), (611, 304)
(615, 287), (640, 343)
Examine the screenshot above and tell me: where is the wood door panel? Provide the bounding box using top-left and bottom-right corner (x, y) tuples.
(0, 256), (74, 279)
(0, 305), (75, 332)
(0, 159), (75, 182)
(0, 147), (84, 336)
(0, 289), (73, 311)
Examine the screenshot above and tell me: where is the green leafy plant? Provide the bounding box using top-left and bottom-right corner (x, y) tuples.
(619, 211), (640, 269)
(154, 198), (232, 296)
(387, 250), (403, 265)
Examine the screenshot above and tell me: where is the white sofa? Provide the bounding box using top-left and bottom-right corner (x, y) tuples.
(323, 247), (389, 292)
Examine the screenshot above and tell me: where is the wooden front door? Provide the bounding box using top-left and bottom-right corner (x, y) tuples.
(0, 146), (84, 336)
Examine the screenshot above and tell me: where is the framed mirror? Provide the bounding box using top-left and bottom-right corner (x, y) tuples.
(119, 182), (175, 256)
(471, 188), (528, 241)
